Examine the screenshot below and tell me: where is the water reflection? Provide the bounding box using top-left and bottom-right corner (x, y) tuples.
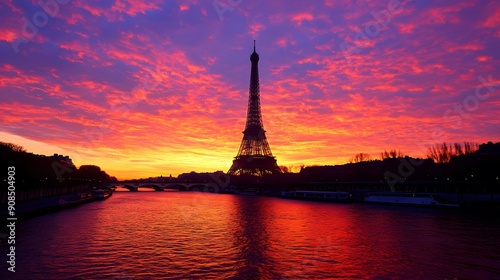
(11, 192), (500, 279)
(264, 200), (356, 279)
(230, 196), (274, 278)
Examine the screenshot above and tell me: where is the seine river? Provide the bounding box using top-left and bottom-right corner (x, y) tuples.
(8, 191), (500, 279)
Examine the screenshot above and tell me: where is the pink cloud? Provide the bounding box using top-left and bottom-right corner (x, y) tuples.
(111, 0), (162, 16)
(0, 28), (17, 42)
(442, 41), (484, 53)
(248, 23), (265, 38)
(480, 3), (500, 28)
(423, 2), (476, 25)
(476, 56), (491, 62)
(275, 37), (297, 48)
(396, 22), (417, 34)
(291, 13), (314, 25)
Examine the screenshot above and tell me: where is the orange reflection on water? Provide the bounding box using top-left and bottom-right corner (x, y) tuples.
(263, 199), (358, 278)
(15, 193), (500, 279)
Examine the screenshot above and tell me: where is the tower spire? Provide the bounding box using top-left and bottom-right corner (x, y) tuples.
(228, 42), (281, 177)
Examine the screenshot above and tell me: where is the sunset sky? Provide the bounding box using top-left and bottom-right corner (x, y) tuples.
(1, 0), (499, 179)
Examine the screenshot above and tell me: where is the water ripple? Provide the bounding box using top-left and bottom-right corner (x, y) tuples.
(10, 192), (500, 279)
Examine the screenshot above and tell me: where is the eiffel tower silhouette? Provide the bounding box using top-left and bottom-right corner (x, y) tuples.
(228, 41), (281, 176)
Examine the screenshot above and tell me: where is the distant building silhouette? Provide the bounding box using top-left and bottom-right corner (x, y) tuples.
(50, 153), (75, 168)
(477, 141), (500, 156)
(228, 41), (281, 176)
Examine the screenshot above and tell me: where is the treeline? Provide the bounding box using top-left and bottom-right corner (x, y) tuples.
(0, 142), (115, 190)
(347, 150), (406, 163)
(299, 141), (499, 186)
(346, 142), (480, 164)
(427, 142), (478, 163)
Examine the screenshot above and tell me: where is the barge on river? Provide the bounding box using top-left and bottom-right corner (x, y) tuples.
(280, 190), (352, 202)
(364, 192), (460, 208)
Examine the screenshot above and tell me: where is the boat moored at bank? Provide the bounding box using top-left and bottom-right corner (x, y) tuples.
(93, 189), (113, 199)
(364, 192), (460, 207)
(281, 190), (352, 202)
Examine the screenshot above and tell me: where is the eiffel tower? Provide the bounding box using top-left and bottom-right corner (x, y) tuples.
(228, 41), (281, 176)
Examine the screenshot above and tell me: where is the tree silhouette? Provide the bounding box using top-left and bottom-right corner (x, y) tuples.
(427, 142), (478, 163)
(380, 149), (405, 160)
(0, 141), (26, 153)
(349, 153), (371, 163)
(76, 165), (111, 182)
(463, 142), (478, 155)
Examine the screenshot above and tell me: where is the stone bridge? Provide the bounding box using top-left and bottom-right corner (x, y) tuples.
(107, 181), (225, 192)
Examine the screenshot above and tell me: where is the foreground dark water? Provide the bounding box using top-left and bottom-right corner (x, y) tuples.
(6, 191), (500, 279)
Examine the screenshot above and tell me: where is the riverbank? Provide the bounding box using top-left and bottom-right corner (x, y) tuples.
(226, 186), (500, 210)
(0, 188), (114, 219)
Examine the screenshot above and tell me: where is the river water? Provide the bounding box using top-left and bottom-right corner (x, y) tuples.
(6, 191), (500, 279)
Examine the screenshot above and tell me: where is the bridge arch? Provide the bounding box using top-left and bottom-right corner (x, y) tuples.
(122, 184), (138, 191)
(108, 181), (222, 192)
(188, 183), (219, 193)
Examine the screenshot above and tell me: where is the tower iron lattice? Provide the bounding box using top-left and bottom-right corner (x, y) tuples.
(228, 41), (281, 176)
